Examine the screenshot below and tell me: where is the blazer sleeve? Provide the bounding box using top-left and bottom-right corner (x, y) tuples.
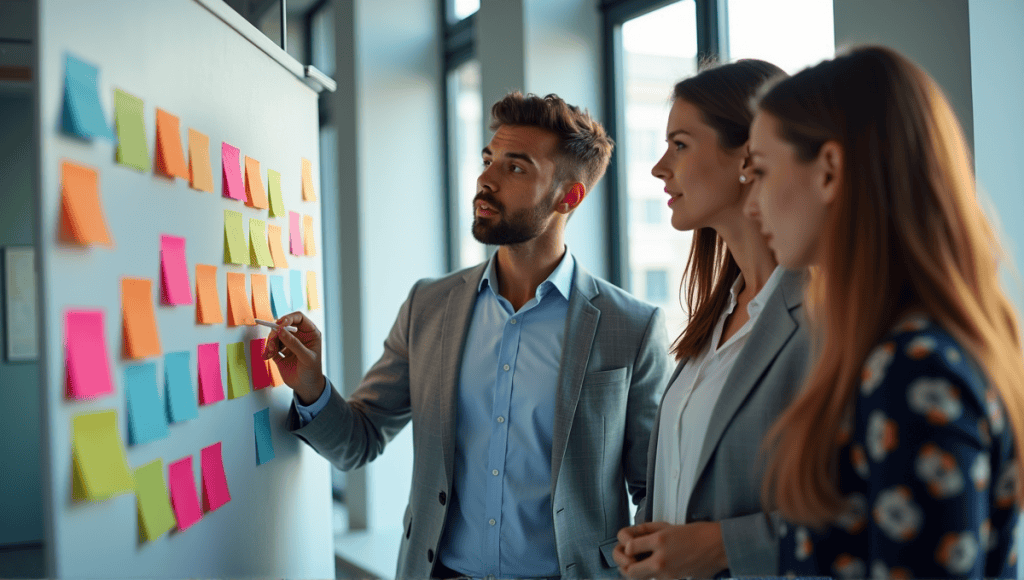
(720, 510), (780, 575)
(286, 282), (417, 471)
(625, 305), (673, 513)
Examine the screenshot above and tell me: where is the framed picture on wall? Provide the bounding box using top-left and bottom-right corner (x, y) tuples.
(4, 246), (38, 361)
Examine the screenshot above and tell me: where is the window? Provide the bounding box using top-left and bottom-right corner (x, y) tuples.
(448, 60), (486, 269)
(645, 269), (670, 303)
(724, 0), (834, 73)
(450, 0), (480, 22)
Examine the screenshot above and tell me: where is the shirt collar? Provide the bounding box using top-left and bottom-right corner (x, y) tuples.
(746, 265), (785, 319)
(478, 247), (576, 302)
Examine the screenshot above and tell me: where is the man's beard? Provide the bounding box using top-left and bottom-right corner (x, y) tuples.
(471, 193), (553, 246)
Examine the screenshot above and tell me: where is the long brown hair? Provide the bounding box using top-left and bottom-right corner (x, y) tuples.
(757, 45), (1024, 525)
(669, 59), (786, 361)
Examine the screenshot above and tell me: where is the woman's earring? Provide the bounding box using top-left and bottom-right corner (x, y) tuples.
(739, 174), (748, 183)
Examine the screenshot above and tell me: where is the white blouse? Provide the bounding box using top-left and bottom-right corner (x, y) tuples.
(652, 266), (784, 524)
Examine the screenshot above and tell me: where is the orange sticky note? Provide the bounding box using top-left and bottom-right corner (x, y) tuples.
(244, 156), (269, 209)
(250, 274), (274, 322)
(267, 224), (288, 268)
(188, 129), (213, 192)
(301, 157), (316, 201)
(121, 278), (161, 359)
(155, 109), (188, 179)
(306, 271), (320, 310)
(60, 161), (113, 246)
(226, 272), (255, 326)
(195, 264), (223, 324)
(302, 215), (317, 256)
(267, 356), (284, 386)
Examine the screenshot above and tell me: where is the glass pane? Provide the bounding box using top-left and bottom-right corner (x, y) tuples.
(312, 4), (335, 77)
(621, 0), (698, 342)
(726, 0), (834, 73)
(452, 0), (480, 22)
(448, 60), (486, 269)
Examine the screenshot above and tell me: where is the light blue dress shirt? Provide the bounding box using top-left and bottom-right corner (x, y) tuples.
(295, 250), (574, 579)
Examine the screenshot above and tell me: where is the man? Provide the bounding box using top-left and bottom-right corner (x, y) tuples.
(263, 92), (671, 580)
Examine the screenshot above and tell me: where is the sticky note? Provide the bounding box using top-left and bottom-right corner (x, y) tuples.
(301, 157), (316, 201)
(155, 109), (188, 179)
(254, 408), (275, 465)
(250, 274), (274, 322)
(165, 351), (198, 423)
(71, 410), (133, 501)
(221, 142), (245, 201)
(226, 342), (251, 399)
(62, 54), (114, 140)
(224, 210), (247, 265)
(134, 459), (177, 541)
(226, 272), (255, 326)
(160, 235), (193, 305)
(269, 275), (289, 318)
(60, 161), (113, 246)
(249, 219), (274, 267)
(122, 278), (162, 359)
(114, 89), (150, 172)
(65, 310), (114, 400)
(307, 271), (320, 309)
(244, 156), (269, 209)
(188, 128), (214, 192)
(267, 169), (285, 217)
(268, 224), (288, 268)
(200, 442), (231, 512)
(168, 456), (202, 531)
(250, 338), (272, 390)
(124, 362), (168, 445)
(195, 264), (223, 324)
(197, 342), (224, 405)
(290, 270), (304, 314)
(289, 212), (303, 256)
(268, 357), (284, 387)
(303, 215), (317, 256)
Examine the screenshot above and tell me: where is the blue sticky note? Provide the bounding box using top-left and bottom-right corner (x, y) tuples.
(289, 270), (304, 313)
(269, 275), (289, 318)
(254, 407), (275, 465)
(62, 54), (115, 140)
(124, 362), (169, 445)
(165, 351), (198, 423)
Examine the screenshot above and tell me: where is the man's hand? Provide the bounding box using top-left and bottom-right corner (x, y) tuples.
(261, 311), (325, 404)
(613, 521), (728, 580)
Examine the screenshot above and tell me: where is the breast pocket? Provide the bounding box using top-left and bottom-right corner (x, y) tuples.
(578, 367), (629, 425)
(583, 367), (628, 387)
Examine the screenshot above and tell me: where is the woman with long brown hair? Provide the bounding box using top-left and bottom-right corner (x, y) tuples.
(613, 59), (812, 578)
(747, 45), (1023, 577)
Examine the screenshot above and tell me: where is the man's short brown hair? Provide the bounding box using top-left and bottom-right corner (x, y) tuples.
(489, 92), (614, 192)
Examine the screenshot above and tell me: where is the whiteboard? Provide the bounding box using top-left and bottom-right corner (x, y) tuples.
(36, 0), (333, 576)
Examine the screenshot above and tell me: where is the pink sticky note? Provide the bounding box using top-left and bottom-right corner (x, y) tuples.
(221, 142), (245, 201)
(160, 235), (193, 305)
(250, 338), (272, 390)
(201, 442), (231, 512)
(168, 456), (203, 531)
(65, 310), (114, 399)
(197, 343), (225, 405)
(289, 212), (303, 256)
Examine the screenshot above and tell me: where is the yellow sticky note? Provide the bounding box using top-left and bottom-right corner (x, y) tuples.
(226, 272), (255, 326)
(249, 219), (273, 267)
(244, 156), (269, 209)
(195, 264), (224, 324)
(135, 459), (176, 541)
(267, 169), (285, 217)
(188, 128), (214, 193)
(302, 215), (317, 256)
(301, 158), (316, 201)
(267, 224), (288, 269)
(224, 210), (247, 265)
(71, 410), (134, 501)
(306, 271), (320, 310)
(114, 89), (150, 172)
(226, 342), (251, 399)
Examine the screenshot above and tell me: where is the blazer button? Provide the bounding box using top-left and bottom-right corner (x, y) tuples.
(427, 549), (434, 563)
(439, 491), (447, 505)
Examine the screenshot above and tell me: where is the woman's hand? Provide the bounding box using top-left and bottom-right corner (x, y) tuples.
(613, 521), (728, 579)
(261, 311), (325, 404)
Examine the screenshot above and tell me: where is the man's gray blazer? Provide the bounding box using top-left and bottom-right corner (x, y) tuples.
(288, 262), (672, 580)
(640, 268), (810, 576)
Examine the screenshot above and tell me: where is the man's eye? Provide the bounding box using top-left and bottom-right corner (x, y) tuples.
(482, 159), (491, 167)
(511, 165), (524, 173)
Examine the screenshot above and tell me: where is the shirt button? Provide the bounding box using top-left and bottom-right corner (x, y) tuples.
(489, 519), (496, 526)
(496, 416), (504, 423)
(510, 319), (517, 324)
(503, 364), (510, 371)
(492, 469), (499, 476)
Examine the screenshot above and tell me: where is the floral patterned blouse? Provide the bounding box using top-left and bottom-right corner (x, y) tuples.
(778, 316), (1019, 578)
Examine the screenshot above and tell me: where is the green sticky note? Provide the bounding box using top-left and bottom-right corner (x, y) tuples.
(226, 342), (251, 399)
(135, 459), (177, 541)
(114, 89), (150, 172)
(224, 210), (247, 265)
(71, 410), (134, 501)
(250, 219), (274, 267)
(267, 169), (285, 218)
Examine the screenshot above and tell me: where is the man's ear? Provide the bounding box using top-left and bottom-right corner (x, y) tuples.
(817, 140), (843, 205)
(557, 182), (587, 214)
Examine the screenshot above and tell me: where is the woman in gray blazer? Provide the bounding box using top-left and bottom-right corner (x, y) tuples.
(613, 60), (811, 578)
